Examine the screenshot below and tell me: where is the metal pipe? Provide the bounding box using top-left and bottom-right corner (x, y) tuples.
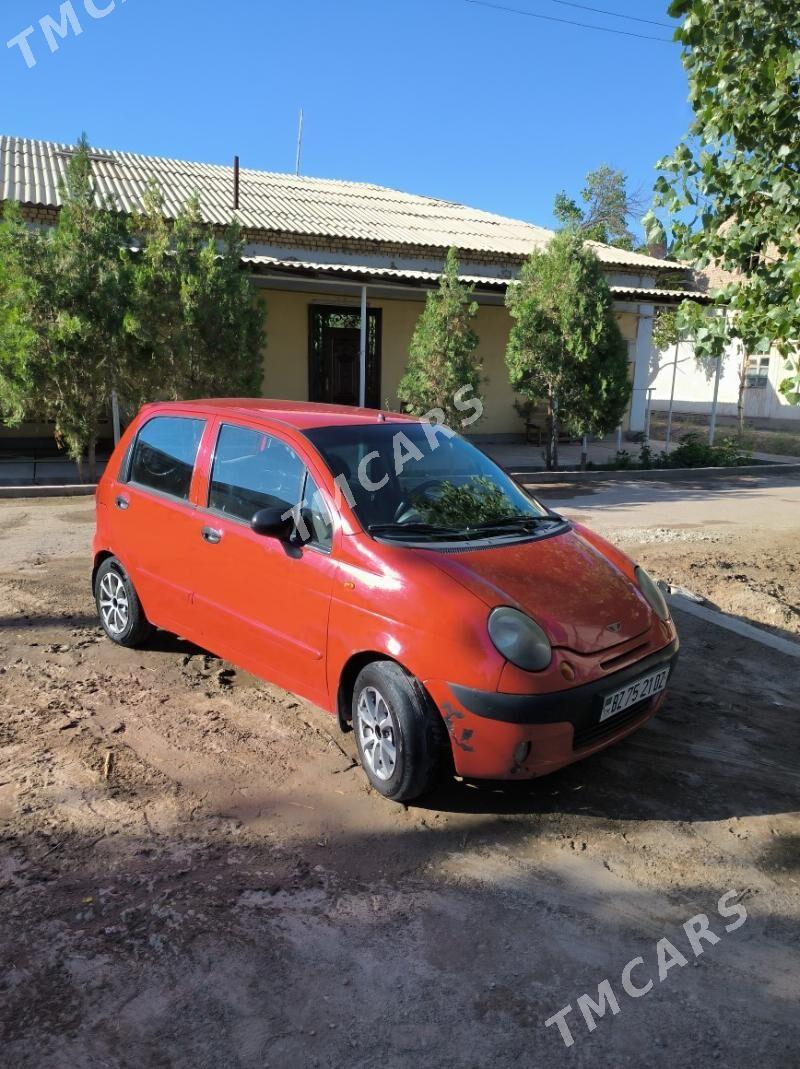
(233, 156), (240, 211)
(359, 284), (367, 408)
(645, 387), (654, 441)
(295, 108), (304, 177)
(665, 335), (681, 453)
(709, 353), (723, 446)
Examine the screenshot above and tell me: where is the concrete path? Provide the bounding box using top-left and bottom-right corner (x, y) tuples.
(483, 434), (798, 472)
(534, 468), (800, 533)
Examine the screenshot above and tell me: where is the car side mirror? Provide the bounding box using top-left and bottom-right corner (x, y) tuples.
(251, 507), (294, 541)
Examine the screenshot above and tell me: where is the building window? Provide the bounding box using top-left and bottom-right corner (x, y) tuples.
(308, 305), (382, 408)
(745, 356), (770, 389)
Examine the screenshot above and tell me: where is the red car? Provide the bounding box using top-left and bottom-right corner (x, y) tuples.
(93, 400), (678, 802)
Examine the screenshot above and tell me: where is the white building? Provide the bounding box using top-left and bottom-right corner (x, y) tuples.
(650, 339), (800, 425)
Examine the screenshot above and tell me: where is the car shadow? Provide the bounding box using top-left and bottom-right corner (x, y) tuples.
(415, 609), (798, 824)
(142, 630), (208, 657)
(0, 612), (100, 631)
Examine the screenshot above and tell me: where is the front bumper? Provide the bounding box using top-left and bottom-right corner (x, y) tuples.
(428, 638), (679, 780)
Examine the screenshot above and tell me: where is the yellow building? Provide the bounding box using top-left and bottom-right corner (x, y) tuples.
(1, 136), (699, 443)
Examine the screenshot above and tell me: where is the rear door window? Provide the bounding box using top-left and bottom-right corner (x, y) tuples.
(209, 423), (305, 523)
(128, 416), (206, 500)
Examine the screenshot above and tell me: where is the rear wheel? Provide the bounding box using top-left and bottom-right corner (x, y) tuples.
(352, 661), (443, 802)
(95, 557), (153, 648)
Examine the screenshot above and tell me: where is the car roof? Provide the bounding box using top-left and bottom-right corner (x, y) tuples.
(143, 398), (419, 431)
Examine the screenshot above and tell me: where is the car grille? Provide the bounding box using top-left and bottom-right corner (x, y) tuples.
(599, 641), (650, 672)
(572, 698), (654, 751)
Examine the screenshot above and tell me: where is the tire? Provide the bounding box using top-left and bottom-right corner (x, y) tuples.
(352, 661), (444, 802)
(95, 557), (154, 648)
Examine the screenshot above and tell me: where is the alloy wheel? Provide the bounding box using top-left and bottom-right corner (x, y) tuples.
(98, 570), (130, 636)
(356, 686), (397, 781)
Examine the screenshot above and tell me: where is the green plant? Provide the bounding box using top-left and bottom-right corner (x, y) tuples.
(652, 307), (679, 353)
(553, 164), (640, 251)
(0, 201), (38, 426)
(665, 432), (750, 469)
(638, 442), (658, 469)
(714, 436), (751, 467)
(0, 137), (267, 481)
(412, 477), (518, 528)
(127, 185), (265, 403)
(397, 248), (482, 428)
(667, 432), (713, 468)
(645, 0), (800, 405)
(0, 135), (133, 481)
(505, 230), (630, 470)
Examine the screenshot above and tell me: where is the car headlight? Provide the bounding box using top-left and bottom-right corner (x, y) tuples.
(488, 606), (552, 671)
(635, 565), (670, 622)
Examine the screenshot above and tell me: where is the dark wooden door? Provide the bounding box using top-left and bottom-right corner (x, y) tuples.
(326, 327), (360, 406)
(309, 306), (381, 408)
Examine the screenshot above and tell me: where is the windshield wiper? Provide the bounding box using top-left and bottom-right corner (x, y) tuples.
(367, 522), (464, 540)
(470, 514), (564, 532)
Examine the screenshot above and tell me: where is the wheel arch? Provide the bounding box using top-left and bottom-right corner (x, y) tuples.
(91, 551), (134, 595)
(335, 650), (447, 745)
(91, 550), (115, 595)
(336, 651), (393, 732)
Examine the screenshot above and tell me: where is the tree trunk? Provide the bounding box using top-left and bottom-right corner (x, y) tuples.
(549, 391), (560, 471)
(737, 377), (746, 437)
(545, 391), (555, 471)
(737, 350), (748, 438)
(87, 437), (97, 485)
(580, 433), (588, 471)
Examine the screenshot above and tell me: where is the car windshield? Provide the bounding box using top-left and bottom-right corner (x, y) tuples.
(304, 422), (555, 541)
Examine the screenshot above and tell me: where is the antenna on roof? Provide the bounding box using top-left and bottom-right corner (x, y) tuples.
(295, 107), (304, 176)
(233, 155), (240, 211)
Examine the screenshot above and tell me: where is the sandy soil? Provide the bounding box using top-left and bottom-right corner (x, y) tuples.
(610, 528), (798, 638)
(0, 496), (798, 1068)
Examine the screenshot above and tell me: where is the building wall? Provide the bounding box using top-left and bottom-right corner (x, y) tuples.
(648, 340), (800, 423)
(257, 287), (642, 437)
(0, 285), (647, 443)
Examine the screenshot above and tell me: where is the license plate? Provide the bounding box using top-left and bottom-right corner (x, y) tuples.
(599, 667), (670, 722)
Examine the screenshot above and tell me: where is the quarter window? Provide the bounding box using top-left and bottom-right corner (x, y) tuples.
(300, 473), (333, 551)
(209, 424), (305, 523)
(128, 416), (205, 500)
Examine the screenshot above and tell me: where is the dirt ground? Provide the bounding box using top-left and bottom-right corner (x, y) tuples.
(0, 492), (798, 1069)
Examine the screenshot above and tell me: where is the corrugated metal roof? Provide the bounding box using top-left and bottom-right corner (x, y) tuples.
(611, 285), (711, 303)
(242, 255), (510, 287)
(244, 256), (705, 301)
(1, 135), (681, 271)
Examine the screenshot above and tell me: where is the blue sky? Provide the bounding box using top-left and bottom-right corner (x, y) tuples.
(1, 0), (692, 235)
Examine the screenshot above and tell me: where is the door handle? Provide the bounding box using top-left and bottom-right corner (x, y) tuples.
(115, 495), (129, 510)
(201, 526), (222, 544)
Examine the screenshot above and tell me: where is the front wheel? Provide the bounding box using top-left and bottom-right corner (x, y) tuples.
(352, 661), (444, 802)
(95, 557), (153, 648)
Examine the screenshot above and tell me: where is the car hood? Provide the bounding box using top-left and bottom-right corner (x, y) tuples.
(424, 528), (651, 654)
